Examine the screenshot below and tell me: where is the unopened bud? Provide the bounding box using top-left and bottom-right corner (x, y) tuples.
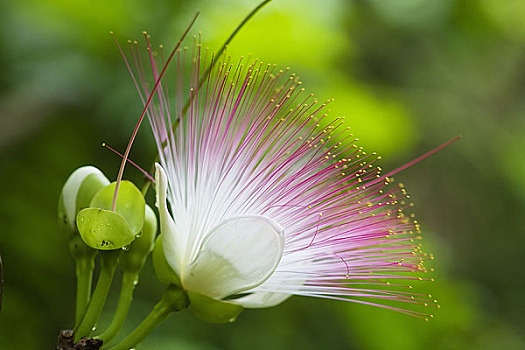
(120, 205), (157, 274)
(77, 180), (145, 250)
(58, 166), (110, 260)
(58, 166), (110, 235)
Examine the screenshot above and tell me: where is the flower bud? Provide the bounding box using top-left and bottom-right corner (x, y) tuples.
(77, 180), (145, 250)
(58, 166), (110, 260)
(58, 166), (110, 236)
(120, 204), (157, 274)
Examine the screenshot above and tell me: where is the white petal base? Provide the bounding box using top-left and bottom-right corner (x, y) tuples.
(183, 215), (285, 299)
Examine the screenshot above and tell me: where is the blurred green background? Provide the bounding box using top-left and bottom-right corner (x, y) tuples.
(1, 0), (524, 348)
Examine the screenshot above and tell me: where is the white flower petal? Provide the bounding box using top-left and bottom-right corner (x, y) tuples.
(155, 163), (184, 277)
(182, 215), (285, 299)
(233, 291), (292, 308)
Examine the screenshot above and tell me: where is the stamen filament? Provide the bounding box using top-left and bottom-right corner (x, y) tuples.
(369, 136), (461, 187)
(140, 0), (275, 196)
(102, 143), (155, 183)
(110, 11), (200, 212)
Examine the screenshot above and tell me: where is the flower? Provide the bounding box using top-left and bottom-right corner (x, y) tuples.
(122, 37), (436, 320)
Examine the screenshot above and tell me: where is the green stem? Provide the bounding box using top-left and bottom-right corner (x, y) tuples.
(108, 285), (189, 350)
(75, 250), (121, 340)
(96, 272), (138, 344)
(140, 180), (151, 196)
(75, 255), (96, 325)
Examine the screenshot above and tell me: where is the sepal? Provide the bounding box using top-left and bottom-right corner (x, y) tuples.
(77, 180), (146, 250)
(162, 285), (190, 312)
(76, 208), (135, 250)
(152, 235), (181, 287)
(89, 181), (146, 236)
(188, 292), (243, 324)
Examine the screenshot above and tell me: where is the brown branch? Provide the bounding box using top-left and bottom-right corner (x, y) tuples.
(56, 330), (75, 350)
(56, 330), (103, 350)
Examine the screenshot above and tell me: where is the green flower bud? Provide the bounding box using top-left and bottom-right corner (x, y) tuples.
(120, 204), (157, 274)
(77, 180), (145, 250)
(76, 209), (135, 250)
(188, 292), (243, 324)
(58, 166), (110, 260)
(152, 236), (181, 287)
(89, 180), (146, 236)
(58, 166), (110, 236)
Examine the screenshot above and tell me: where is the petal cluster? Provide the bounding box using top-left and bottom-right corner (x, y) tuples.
(122, 37), (436, 318)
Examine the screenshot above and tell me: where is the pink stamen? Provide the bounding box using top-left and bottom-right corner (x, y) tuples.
(368, 136), (461, 188)
(335, 253), (351, 278)
(110, 12), (200, 211)
(126, 22), (449, 318)
(102, 143), (155, 183)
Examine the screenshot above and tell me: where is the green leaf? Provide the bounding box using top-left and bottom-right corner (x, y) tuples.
(188, 291), (244, 324)
(90, 181), (146, 236)
(77, 208), (135, 250)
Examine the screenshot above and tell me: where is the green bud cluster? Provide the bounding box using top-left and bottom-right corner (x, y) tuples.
(58, 166), (159, 342)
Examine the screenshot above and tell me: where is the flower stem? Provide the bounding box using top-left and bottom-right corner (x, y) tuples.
(75, 250), (121, 340)
(96, 272), (138, 344)
(107, 285), (189, 350)
(75, 255), (96, 325)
